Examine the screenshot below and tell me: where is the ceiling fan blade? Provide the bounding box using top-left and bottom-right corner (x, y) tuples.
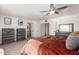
(55, 11), (59, 14)
(46, 13), (50, 15)
(40, 11), (48, 12)
(56, 6), (68, 10)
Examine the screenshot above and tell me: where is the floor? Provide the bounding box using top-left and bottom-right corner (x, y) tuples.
(0, 40), (28, 55)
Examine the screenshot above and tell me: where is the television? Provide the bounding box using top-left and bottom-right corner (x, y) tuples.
(59, 23), (74, 32)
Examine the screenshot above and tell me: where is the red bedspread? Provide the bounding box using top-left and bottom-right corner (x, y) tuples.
(21, 35), (79, 55)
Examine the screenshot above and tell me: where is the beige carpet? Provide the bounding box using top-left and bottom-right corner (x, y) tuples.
(0, 40), (28, 55)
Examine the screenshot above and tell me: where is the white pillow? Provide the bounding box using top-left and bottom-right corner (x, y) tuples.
(66, 35), (79, 50)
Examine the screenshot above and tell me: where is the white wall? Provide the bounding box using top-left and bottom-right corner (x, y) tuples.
(30, 20), (49, 37)
(1, 13), (79, 44)
(49, 14), (79, 35)
(31, 22), (41, 37)
(0, 15), (37, 44)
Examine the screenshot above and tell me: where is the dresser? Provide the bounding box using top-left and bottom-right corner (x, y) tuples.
(2, 28), (15, 44)
(16, 28), (26, 41)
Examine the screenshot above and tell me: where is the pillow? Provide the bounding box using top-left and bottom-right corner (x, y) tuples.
(71, 31), (79, 36)
(66, 32), (79, 50)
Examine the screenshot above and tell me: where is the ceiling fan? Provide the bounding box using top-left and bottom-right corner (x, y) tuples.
(40, 4), (68, 15)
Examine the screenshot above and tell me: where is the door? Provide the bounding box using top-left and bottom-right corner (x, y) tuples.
(45, 23), (49, 35)
(41, 23), (49, 36)
(27, 23), (31, 38)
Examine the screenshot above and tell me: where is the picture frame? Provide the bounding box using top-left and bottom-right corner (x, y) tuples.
(18, 19), (23, 26)
(4, 17), (12, 25)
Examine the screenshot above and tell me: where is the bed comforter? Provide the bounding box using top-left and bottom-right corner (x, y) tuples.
(21, 35), (79, 55)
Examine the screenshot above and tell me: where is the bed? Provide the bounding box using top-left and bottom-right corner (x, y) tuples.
(20, 35), (79, 55)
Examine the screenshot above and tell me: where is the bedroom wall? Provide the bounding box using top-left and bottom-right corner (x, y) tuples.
(31, 20), (50, 38)
(1, 13), (79, 44)
(49, 14), (79, 35)
(0, 15), (38, 44)
(31, 21), (41, 37)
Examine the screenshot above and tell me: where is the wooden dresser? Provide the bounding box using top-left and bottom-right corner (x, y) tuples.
(16, 28), (26, 41)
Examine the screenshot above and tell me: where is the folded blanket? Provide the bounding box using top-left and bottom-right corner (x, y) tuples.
(21, 39), (43, 55)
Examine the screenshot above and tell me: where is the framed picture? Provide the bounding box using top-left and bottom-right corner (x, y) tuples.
(4, 17), (12, 25)
(18, 19), (23, 26)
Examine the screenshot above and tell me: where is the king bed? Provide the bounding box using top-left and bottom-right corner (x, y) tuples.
(20, 34), (79, 55)
(20, 23), (79, 55)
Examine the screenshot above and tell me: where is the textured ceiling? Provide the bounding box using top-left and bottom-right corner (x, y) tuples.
(0, 4), (79, 20)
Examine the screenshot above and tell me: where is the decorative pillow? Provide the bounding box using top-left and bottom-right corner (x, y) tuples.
(66, 32), (79, 50)
(71, 31), (79, 36)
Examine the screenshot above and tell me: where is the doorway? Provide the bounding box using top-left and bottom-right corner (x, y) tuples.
(41, 23), (49, 36)
(27, 23), (32, 38)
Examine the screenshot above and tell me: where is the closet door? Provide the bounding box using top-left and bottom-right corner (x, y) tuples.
(41, 23), (46, 36)
(41, 23), (49, 36)
(45, 23), (49, 35)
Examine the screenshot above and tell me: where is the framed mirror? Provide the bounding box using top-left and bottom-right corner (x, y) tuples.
(18, 19), (23, 26)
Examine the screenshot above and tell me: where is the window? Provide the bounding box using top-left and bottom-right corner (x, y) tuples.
(59, 23), (73, 32)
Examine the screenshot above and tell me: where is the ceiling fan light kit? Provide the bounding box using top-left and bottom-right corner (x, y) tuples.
(49, 11), (55, 14)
